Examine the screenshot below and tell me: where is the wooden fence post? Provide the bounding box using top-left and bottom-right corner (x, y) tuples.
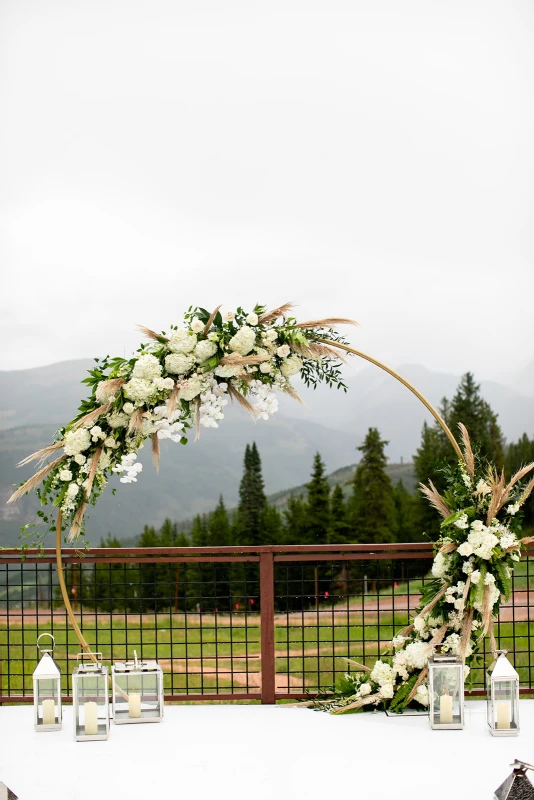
(259, 551), (275, 704)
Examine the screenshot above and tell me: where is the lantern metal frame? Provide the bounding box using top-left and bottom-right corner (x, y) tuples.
(33, 633), (62, 732)
(112, 651), (164, 724)
(486, 650), (520, 737)
(428, 651), (465, 730)
(72, 653), (110, 742)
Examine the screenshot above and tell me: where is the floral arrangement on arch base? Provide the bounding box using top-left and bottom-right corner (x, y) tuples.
(9, 303), (356, 546)
(308, 425), (534, 715)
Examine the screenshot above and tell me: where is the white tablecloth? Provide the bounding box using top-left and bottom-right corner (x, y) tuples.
(1, 701), (533, 799)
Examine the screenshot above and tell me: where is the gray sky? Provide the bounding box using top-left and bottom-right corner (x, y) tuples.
(2, 0), (533, 383)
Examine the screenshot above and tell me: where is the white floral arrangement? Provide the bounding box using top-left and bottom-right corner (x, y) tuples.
(312, 426), (534, 714)
(10, 303), (356, 545)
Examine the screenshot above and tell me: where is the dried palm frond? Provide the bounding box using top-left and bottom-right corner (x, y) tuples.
(219, 354), (268, 366)
(83, 446), (103, 501)
(71, 403), (114, 430)
(151, 433), (160, 472)
(339, 657), (372, 673)
(419, 480), (451, 519)
(515, 475), (534, 510)
(486, 469), (506, 524)
(458, 423), (475, 478)
(439, 541), (457, 555)
(331, 692), (383, 715)
(8, 454), (67, 504)
(203, 305), (222, 336)
(520, 534), (534, 547)
(489, 621), (498, 658)
(500, 462), (534, 508)
(423, 623), (448, 655)
(295, 317), (359, 329)
(68, 502), (87, 542)
(458, 607), (474, 662)
(291, 341), (349, 364)
(283, 384), (307, 406)
(136, 324), (169, 343)
(258, 302), (295, 325)
(414, 582), (450, 625)
(227, 383), (256, 416)
(480, 585), (493, 638)
(167, 383), (180, 419)
(406, 665), (428, 705)
(128, 408), (144, 435)
(17, 441), (64, 468)
(394, 623), (414, 639)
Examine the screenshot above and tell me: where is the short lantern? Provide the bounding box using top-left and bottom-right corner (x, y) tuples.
(428, 651), (464, 730)
(72, 653), (110, 741)
(112, 651), (164, 724)
(33, 633), (62, 732)
(487, 650), (520, 736)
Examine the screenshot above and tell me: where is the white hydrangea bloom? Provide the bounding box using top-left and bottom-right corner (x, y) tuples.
(431, 552), (450, 579)
(168, 329), (197, 354)
(64, 428), (91, 456)
(154, 377), (175, 391)
(98, 450), (112, 472)
(392, 635), (406, 650)
(165, 353), (195, 375)
(280, 355), (303, 377)
(194, 340), (218, 362)
(132, 354), (162, 381)
(484, 572), (496, 585)
(380, 684), (394, 699)
(229, 326), (256, 356)
(370, 660), (394, 687)
(214, 364), (242, 378)
(414, 684), (429, 706)
(180, 376), (204, 401)
(123, 378), (155, 403)
(413, 616), (426, 632)
(108, 412), (130, 429)
(499, 532), (517, 550)
(462, 559), (474, 575)
(404, 641), (428, 670)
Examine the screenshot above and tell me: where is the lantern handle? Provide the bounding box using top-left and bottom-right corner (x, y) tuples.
(510, 759), (534, 774)
(37, 633), (55, 655)
(76, 652), (103, 663)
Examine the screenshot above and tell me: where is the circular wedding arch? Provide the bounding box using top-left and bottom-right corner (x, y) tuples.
(10, 304), (531, 713)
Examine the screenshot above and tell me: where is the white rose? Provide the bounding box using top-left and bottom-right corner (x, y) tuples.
(190, 318), (205, 333)
(380, 684), (394, 699)
(122, 402), (135, 415)
(413, 616), (426, 632)
(59, 469), (72, 481)
(168, 329), (197, 354)
(471, 519), (485, 532)
(246, 312), (258, 325)
(259, 362), (273, 374)
(165, 353), (195, 375)
(470, 570), (481, 585)
(280, 355), (303, 377)
(194, 340), (218, 363)
(457, 541), (474, 557)
(225, 311), (235, 321)
(132, 354), (162, 381)
(276, 344), (291, 358)
(104, 436), (116, 448)
(74, 453), (86, 465)
(359, 683), (372, 696)
(180, 377), (203, 401)
(265, 329), (277, 341)
(64, 428), (91, 456)
(67, 483), (79, 498)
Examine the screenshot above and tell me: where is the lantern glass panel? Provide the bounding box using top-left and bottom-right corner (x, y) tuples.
(112, 662), (163, 723)
(73, 666), (109, 741)
(429, 656), (464, 729)
(35, 679), (61, 727)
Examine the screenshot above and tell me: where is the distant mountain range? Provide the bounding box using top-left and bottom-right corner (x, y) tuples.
(0, 358), (532, 546)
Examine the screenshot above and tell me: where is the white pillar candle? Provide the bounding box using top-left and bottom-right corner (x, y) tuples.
(440, 693), (453, 724)
(128, 693), (141, 718)
(42, 698), (55, 725)
(496, 701), (511, 729)
(84, 701), (98, 735)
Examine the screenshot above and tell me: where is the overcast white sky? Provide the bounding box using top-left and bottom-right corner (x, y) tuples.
(1, 0), (533, 383)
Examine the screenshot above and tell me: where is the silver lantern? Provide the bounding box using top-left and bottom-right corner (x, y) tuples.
(112, 651), (164, 724)
(33, 633), (62, 732)
(494, 759), (534, 800)
(72, 653), (110, 741)
(428, 651), (464, 730)
(487, 650), (520, 736)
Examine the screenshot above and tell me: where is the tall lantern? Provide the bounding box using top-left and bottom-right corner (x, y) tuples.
(33, 633), (62, 732)
(428, 651), (464, 730)
(487, 650), (520, 736)
(112, 651), (164, 724)
(72, 654), (110, 741)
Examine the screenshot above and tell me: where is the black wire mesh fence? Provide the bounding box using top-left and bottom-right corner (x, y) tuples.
(0, 544), (532, 703)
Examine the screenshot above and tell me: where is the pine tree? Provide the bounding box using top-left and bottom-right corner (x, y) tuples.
(304, 453), (331, 544)
(505, 433), (534, 528)
(282, 495), (308, 545)
(329, 484), (351, 544)
(393, 480), (420, 542)
(207, 497), (232, 611)
(350, 428), (397, 544)
(447, 373), (505, 466)
(236, 442), (267, 546)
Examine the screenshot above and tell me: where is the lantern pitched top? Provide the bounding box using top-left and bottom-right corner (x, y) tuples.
(488, 651), (519, 680)
(33, 652), (61, 679)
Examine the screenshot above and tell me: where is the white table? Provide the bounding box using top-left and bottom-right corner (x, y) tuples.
(1, 701), (533, 799)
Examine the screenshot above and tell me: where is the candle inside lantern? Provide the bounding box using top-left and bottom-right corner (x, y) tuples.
(128, 693), (141, 718)
(440, 693), (453, 724)
(42, 698), (55, 725)
(84, 701), (98, 735)
(496, 701), (511, 729)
